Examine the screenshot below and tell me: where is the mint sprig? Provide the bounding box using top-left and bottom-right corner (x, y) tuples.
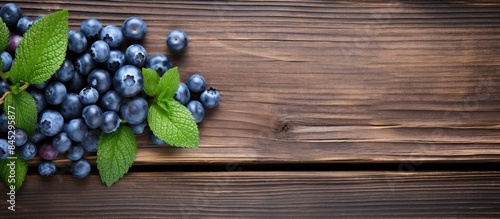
(0, 19), (8, 52)
(144, 67), (199, 148)
(3, 90), (37, 136)
(97, 126), (137, 187)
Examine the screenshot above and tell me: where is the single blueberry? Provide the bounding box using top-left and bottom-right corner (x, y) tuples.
(68, 30), (88, 54)
(200, 87), (221, 109)
(100, 111), (121, 133)
(90, 40), (110, 63)
(29, 89), (47, 113)
(120, 96), (148, 125)
(79, 87), (99, 105)
(67, 143), (84, 161)
(129, 120), (147, 134)
(38, 161), (56, 176)
(37, 110), (65, 137)
(186, 74), (206, 94)
(186, 100), (205, 123)
(82, 129), (100, 153)
(72, 159), (91, 179)
(1, 51), (12, 72)
(75, 53), (97, 76)
(66, 70), (86, 93)
(122, 16), (147, 42)
(45, 81), (67, 105)
(125, 44), (147, 68)
(101, 90), (122, 112)
(80, 18), (102, 40)
(52, 132), (72, 153)
(39, 142), (58, 160)
(64, 118), (89, 142)
(113, 65), (144, 97)
(145, 54), (172, 76)
(166, 29), (188, 53)
(150, 133), (167, 145)
(16, 16), (33, 34)
(87, 68), (112, 94)
(100, 25), (123, 48)
(59, 93), (83, 120)
(175, 82), (191, 105)
(82, 104), (103, 129)
(0, 3), (23, 27)
(18, 141), (37, 160)
(105, 50), (125, 72)
(12, 129), (27, 147)
(0, 139), (10, 160)
(55, 59), (75, 82)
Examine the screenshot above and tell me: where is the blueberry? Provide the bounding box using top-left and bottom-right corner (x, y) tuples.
(72, 159), (91, 179)
(0, 113), (7, 133)
(55, 59), (75, 82)
(16, 16), (32, 34)
(200, 87), (221, 109)
(100, 111), (121, 133)
(87, 69), (112, 94)
(68, 30), (88, 54)
(145, 54), (172, 76)
(150, 133), (167, 145)
(129, 120), (147, 134)
(167, 29), (188, 53)
(33, 16), (43, 23)
(82, 129), (100, 153)
(100, 25), (123, 48)
(105, 50), (125, 72)
(0, 139), (9, 160)
(120, 97), (148, 125)
(59, 93), (83, 120)
(39, 142), (58, 160)
(1, 51), (12, 72)
(186, 100), (205, 123)
(90, 40), (110, 63)
(82, 104), (103, 129)
(52, 132), (72, 153)
(29, 89), (47, 113)
(8, 34), (22, 55)
(175, 82), (191, 105)
(0, 79), (9, 96)
(101, 90), (121, 112)
(80, 18), (102, 40)
(186, 74), (206, 94)
(125, 44), (147, 68)
(38, 161), (56, 176)
(45, 81), (67, 105)
(79, 87), (99, 105)
(0, 3), (22, 27)
(30, 129), (46, 144)
(64, 118), (89, 142)
(12, 129), (27, 147)
(67, 143), (84, 161)
(38, 110), (64, 137)
(113, 65), (144, 97)
(66, 70), (86, 93)
(122, 17), (147, 42)
(18, 141), (37, 160)
(75, 53), (97, 76)
(33, 80), (50, 90)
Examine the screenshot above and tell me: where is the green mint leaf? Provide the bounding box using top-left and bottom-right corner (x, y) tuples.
(3, 91), (37, 136)
(6, 10), (68, 85)
(157, 67), (180, 101)
(0, 153), (28, 192)
(97, 126), (137, 187)
(142, 68), (160, 96)
(0, 19), (8, 52)
(148, 100), (199, 148)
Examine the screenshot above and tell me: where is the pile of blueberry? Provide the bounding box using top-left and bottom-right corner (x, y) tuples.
(0, 3), (220, 178)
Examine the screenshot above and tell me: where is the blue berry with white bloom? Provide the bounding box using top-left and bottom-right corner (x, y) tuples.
(186, 100), (205, 123)
(82, 104), (103, 129)
(200, 87), (221, 109)
(66, 70), (86, 93)
(59, 93), (83, 120)
(67, 143), (84, 161)
(145, 54), (172, 76)
(1, 51), (12, 72)
(13, 129), (27, 147)
(175, 82), (190, 105)
(45, 81), (67, 105)
(82, 129), (100, 153)
(100, 111), (121, 133)
(64, 119), (89, 142)
(186, 74), (206, 94)
(167, 29), (188, 53)
(113, 65), (144, 97)
(55, 59), (75, 82)
(80, 18), (102, 40)
(101, 25), (123, 48)
(16, 16), (32, 34)
(101, 90), (121, 112)
(0, 139), (9, 160)
(75, 53), (96, 76)
(90, 40), (110, 63)
(29, 89), (47, 113)
(72, 159), (91, 179)
(68, 30), (88, 54)
(105, 50), (125, 72)
(18, 141), (37, 160)
(52, 132), (72, 153)
(129, 120), (147, 134)
(38, 110), (64, 137)
(0, 3), (23, 27)
(120, 97), (148, 125)
(125, 44), (147, 68)
(38, 161), (56, 176)
(122, 17), (147, 42)
(87, 68), (112, 94)
(79, 87), (99, 105)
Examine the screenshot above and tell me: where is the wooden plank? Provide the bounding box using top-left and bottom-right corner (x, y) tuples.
(9, 0), (500, 164)
(1, 171), (499, 218)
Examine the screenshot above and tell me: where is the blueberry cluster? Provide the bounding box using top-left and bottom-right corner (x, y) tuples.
(0, 3), (220, 178)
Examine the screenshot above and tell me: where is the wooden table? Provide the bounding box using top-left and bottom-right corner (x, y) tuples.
(2, 0), (500, 218)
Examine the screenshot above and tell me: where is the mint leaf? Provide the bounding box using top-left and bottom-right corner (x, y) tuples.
(97, 126), (137, 187)
(0, 19), (8, 52)
(148, 100), (199, 148)
(0, 153), (28, 192)
(6, 10), (68, 84)
(157, 67), (180, 101)
(3, 91), (37, 136)
(142, 68), (159, 96)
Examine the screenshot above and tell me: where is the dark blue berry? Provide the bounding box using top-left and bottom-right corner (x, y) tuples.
(33, 80), (50, 90)
(122, 17), (147, 42)
(55, 59), (75, 82)
(75, 53), (97, 76)
(200, 87), (221, 109)
(90, 40), (110, 63)
(100, 111), (121, 133)
(1, 51), (12, 72)
(175, 82), (190, 105)
(66, 70), (86, 93)
(167, 29), (188, 53)
(68, 30), (88, 54)
(105, 50), (125, 72)
(82, 104), (103, 129)
(87, 68), (112, 94)
(13, 129), (27, 147)
(52, 132), (72, 153)
(72, 159), (91, 179)
(18, 141), (37, 160)
(67, 143), (84, 161)
(145, 54), (172, 76)
(129, 120), (147, 134)
(29, 89), (47, 113)
(30, 129), (47, 144)
(0, 139), (9, 160)
(64, 119), (89, 142)
(39, 142), (58, 160)
(186, 100), (205, 123)
(79, 87), (99, 105)
(0, 3), (22, 27)
(38, 110), (64, 137)
(80, 18), (102, 40)
(59, 93), (83, 120)
(113, 65), (144, 97)
(186, 74), (206, 94)
(45, 81), (67, 105)
(150, 133), (167, 145)
(16, 16), (32, 34)
(100, 25), (123, 48)
(120, 97), (148, 125)
(82, 129), (100, 153)
(38, 161), (56, 176)
(7, 34), (21, 55)
(101, 90), (121, 112)
(125, 44), (147, 68)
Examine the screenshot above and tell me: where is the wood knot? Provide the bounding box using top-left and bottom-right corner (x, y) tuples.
(278, 122), (289, 134)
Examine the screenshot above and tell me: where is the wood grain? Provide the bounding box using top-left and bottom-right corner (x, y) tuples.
(1, 171), (499, 218)
(8, 0), (500, 165)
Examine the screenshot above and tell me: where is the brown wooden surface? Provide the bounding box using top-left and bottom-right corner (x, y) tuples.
(1, 0), (500, 218)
